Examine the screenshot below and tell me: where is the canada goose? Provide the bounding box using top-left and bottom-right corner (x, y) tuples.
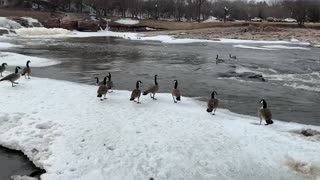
(130, 80), (142, 103)
(97, 77), (108, 101)
(207, 91), (219, 115)
(21, 60), (31, 79)
(0, 66), (21, 87)
(0, 63), (7, 77)
(106, 73), (114, 92)
(172, 80), (181, 103)
(229, 54), (237, 60)
(258, 99), (273, 125)
(143, 75), (159, 100)
(216, 55), (224, 64)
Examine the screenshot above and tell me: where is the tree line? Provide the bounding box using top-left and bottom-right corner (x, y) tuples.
(14, 0), (320, 24)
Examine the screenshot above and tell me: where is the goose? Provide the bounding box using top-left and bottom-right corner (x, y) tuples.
(216, 55), (224, 64)
(97, 76), (108, 101)
(258, 99), (273, 125)
(0, 66), (21, 87)
(95, 77), (104, 86)
(172, 80), (181, 103)
(143, 75), (159, 100)
(207, 91), (219, 115)
(229, 54), (237, 60)
(130, 80), (142, 103)
(21, 60), (31, 79)
(106, 73), (114, 92)
(0, 63), (7, 77)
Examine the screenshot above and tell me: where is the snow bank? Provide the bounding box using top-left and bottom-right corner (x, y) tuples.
(15, 27), (71, 37)
(262, 45), (310, 50)
(0, 77), (319, 180)
(202, 16), (220, 23)
(233, 44), (276, 50)
(0, 17), (22, 29)
(115, 18), (139, 25)
(0, 52), (60, 67)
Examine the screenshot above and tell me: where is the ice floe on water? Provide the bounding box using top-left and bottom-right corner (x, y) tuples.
(233, 44), (276, 50)
(15, 27), (71, 37)
(0, 52), (60, 67)
(0, 76), (319, 180)
(262, 45), (310, 50)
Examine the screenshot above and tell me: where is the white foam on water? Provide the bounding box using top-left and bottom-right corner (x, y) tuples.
(15, 27), (71, 37)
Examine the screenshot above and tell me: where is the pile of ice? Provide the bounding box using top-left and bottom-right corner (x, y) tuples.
(0, 76), (319, 180)
(15, 27), (71, 37)
(0, 52), (60, 67)
(0, 17), (22, 29)
(115, 18), (139, 25)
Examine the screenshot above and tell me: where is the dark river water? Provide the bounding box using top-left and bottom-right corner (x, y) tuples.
(1, 35), (320, 179)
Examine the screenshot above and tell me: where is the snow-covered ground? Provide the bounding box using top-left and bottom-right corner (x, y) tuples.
(202, 16), (220, 23)
(115, 18), (139, 25)
(0, 52), (60, 67)
(0, 75), (319, 180)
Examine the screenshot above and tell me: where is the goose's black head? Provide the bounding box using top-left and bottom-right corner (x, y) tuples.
(173, 80), (178, 89)
(103, 76), (107, 85)
(216, 55), (219, 59)
(108, 73), (111, 80)
(154, 75), (158, 85)
(15, 66), (21, 73)
(260, 99), (267, 109)
(136, 80), (142, 89)
(95, 77), (99, 83)
(211, 91), (218, 99)
(2, 63), (7, 66)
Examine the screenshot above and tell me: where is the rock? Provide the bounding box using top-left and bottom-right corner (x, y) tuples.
(43, 18), (60, 28)
(301, 129), (320, 137)
(60, 20), (78, 30)
(31, 22), (42, 27)
(246, 24), (257, 32)
(98, 19), (108, 30)
(77, 21), (100, 32)
(7, 16), (29, 27)
(0, 28), (9, 35)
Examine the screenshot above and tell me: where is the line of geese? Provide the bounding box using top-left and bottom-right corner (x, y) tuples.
(0, 60), (273, 126)
(96, 74), (273, 126)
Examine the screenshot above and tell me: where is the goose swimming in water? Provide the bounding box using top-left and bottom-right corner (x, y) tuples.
(0, 66), (21, 87)
(258, 99), (273, 125)
(21, 60), (31, 79)
(216, 55), (224, 64)
(130, 80), (142, 104)
(143, 75), (159, 100)
(207, 91), (219, 115)
(0, 63), (7, 77)
(172, 80), (181, 103)
(229, 54), (237, 60)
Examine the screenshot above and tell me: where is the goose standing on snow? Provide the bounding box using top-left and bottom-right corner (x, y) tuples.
(258, 99), (273, 125)
(143, 75), (159, 100)
(216, 55), (224, 64)
(0, 63), (7, 77)
(229, 54), (237, 60)
(97, 76), (108, 101)
(0, 66), (21, 87)
(21, 60), (31, 79)
(172, 80), (181, 103)
(207, 91), (219, 115)
(106, 73), (114, 93)
(130, 80), (142, 104)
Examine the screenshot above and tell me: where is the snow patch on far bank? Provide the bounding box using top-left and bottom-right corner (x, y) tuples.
(233, 44), (276, 51)
(15, 27), (71, 37)
(263, 45), (310, 50)
(0, 52), (60, 67)
(115, 18), (139, 25)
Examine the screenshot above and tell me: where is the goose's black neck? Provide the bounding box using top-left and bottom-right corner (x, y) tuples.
(103, 77), (107, 85)
(1, 63), (6, 67)
(108, 73), (111, 81)
(26, 61), (30, 68)
(154, 75), (158, 86)
(136, 81), (140, 89)
(174, 80), (178, 89)
(95, 77), (99, 84)
(262, 101), (267, 109)
(211, 92), (215, 99)
(216, 55), (218, 60)
(15, 67), (19, 73)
